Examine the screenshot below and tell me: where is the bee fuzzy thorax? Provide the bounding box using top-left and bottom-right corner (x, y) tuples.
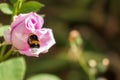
(29, 41), (39, 44)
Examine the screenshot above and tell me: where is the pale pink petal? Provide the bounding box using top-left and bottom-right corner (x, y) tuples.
(11, 23), (30, 50)
(4, 29), (11, 44)
(11, 13), (29, 29)
(25, 16), (36, 32)
(34, 13), (44, 29)
(19, 49), (39, 57)
(11, 12), (44, 30)
(35, 28), (56, 53)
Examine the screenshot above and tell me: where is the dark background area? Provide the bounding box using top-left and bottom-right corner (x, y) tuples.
(0, 0), (120, 80)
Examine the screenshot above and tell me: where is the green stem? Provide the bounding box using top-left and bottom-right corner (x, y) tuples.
(0, 45), (6, 57)
(11, 0), (23, 21)
(0, 48), (13, 62)
(78, 54), (96, 80)
(88, 72), (95, 80)
(70, 35), (96, 80)
(0, 42), (6, 57)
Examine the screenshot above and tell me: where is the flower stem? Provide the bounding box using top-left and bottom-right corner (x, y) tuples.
(0, 48), (13, 62)
(69, 30), (96, 80)
(71, 43), (96, 80)
(78, 53), (96, 80)
(88, 72), (95, 80)
(0, 45), (6, 57)
(0, 42), (6, 57)
(11, 0), (23, 21)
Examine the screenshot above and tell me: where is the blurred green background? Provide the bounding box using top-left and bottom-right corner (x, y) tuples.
(0, 0), (120, 80)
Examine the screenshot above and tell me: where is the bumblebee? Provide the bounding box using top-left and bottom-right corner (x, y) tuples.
(27, 33), (40, 48)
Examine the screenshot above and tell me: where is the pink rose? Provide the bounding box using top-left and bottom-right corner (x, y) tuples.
(4, 12), (56, 57)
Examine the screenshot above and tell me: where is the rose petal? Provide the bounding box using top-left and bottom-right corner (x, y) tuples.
(35, 13), (44, 29)
(19, 49), (39, 57)
(25, 16), (36, 32)
(11, 13), (29, 29)
(11, 23), (30, 50)
(11, 12), (44, 30)
(35, 28), (56, 53)
(4, 29), (11, 44)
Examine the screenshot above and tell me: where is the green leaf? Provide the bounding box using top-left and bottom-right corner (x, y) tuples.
(20, 1), (44, 13)
(27, 74), (61, 80)
(0, 57), (26, 80)
(0, 25), (10, 37)
(0, 3), (13, 15)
